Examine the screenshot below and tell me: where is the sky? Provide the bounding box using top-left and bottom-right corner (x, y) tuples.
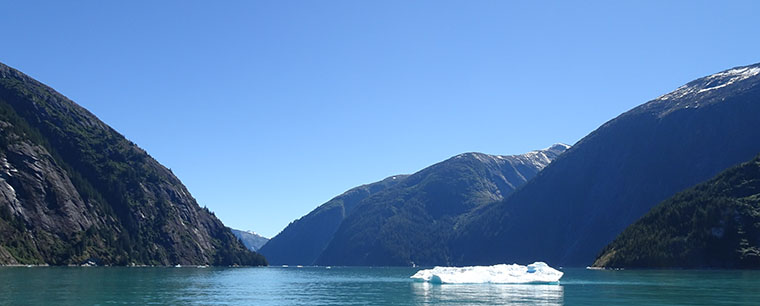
(1, 1), (759, 238)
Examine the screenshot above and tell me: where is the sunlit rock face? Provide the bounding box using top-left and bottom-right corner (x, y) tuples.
(0, 62), (265, 266)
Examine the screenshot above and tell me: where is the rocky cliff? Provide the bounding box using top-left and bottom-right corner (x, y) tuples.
(0, 62), (266, 266)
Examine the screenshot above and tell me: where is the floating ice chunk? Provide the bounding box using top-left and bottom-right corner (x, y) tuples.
(410, 262), (563, 284)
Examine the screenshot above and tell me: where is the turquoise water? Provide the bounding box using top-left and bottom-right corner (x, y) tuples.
(1, 266), (759, 305)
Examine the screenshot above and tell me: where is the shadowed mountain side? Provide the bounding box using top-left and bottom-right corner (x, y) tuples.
(593, 154), (760, 269)
(259, 175), (408, 265)
(453, 63), (760, 267)
(315, 144), (569, 266)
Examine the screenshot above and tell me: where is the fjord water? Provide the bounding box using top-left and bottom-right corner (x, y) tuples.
(1, 267), (758, 305)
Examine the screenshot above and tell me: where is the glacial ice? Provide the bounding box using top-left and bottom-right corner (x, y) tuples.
(410, 262), (563, 284)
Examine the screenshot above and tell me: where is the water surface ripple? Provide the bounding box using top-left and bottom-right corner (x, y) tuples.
(1, 266), (758, 305)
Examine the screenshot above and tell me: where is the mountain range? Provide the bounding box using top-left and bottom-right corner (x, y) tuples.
(266, 62), (760, 268)
(452, 63), (760, 267)
(262, 144), (569, 265)
(231, 229), (269, 252)
(3, 59), (759, 269)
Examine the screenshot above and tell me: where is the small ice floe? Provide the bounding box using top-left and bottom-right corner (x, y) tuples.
(586, 266), (623, 271)
(175, 264), (182, 268)
(410, 262), (563, 284)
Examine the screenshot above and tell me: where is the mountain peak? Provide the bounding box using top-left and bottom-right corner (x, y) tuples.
(231, 229), (270, 252)
(542, 143), (571, 155)
(659, 64), (760, 100)
(245, 230), (266, 239)
(641, 63), (760, 118)
(453, 61), (760, 267)
(453, 144), (571, 172)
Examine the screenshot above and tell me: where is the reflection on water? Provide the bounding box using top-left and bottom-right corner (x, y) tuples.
(412, 282), (563, 305)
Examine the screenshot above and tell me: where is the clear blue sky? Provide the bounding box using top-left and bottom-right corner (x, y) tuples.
(1, 1), (759, 237)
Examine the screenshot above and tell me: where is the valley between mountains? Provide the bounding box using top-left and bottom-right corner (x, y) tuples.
(2, 61), (760, 269)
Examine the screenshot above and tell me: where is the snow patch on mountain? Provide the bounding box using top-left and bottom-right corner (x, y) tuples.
(455, 143), (569, 171)
(231, 229), (270, 252)
(634, 64), (760, 119)
(659, 66), (760, 102)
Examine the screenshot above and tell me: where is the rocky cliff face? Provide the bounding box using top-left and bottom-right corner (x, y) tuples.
(0, 123), (101, 265)
(0, 62), (266, 266)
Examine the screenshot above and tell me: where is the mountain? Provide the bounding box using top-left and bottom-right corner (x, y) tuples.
(593, 154), (760, 269)
(314, 144), (570, 266)
(0, 62), (266, 266)
(453, 63), (760, 267)
(231, 229), (269, 252)
(259, 175), (408, 265)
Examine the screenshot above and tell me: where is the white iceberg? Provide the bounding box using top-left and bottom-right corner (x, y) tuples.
(410, 262), (563, 284)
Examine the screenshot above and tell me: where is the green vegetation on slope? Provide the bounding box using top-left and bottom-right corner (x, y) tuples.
(593, 154), (760, 269)
(0, 62), (265, 266)
(259, 175), (407, 265)
(316, 147), (568, 266)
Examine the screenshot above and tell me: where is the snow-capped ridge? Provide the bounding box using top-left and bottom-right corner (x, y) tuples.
(545, 143), (571, 151)
(636, 63), (760, 119)
(245, 230), (266, 239)
(454, 143), (570, 170)
(541, 143), (571, 155)
(657, 64), (760, 102)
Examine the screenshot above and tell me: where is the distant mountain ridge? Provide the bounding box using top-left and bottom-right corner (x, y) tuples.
(259, 175), (409, 265)
(231, 229), (269, 252)
(315, 144), (569, 266)
(453, 62), (760, 267)
(261, 144), (569, 266)
(593, 153), (760, 269)
(0, 62), (266, 266)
